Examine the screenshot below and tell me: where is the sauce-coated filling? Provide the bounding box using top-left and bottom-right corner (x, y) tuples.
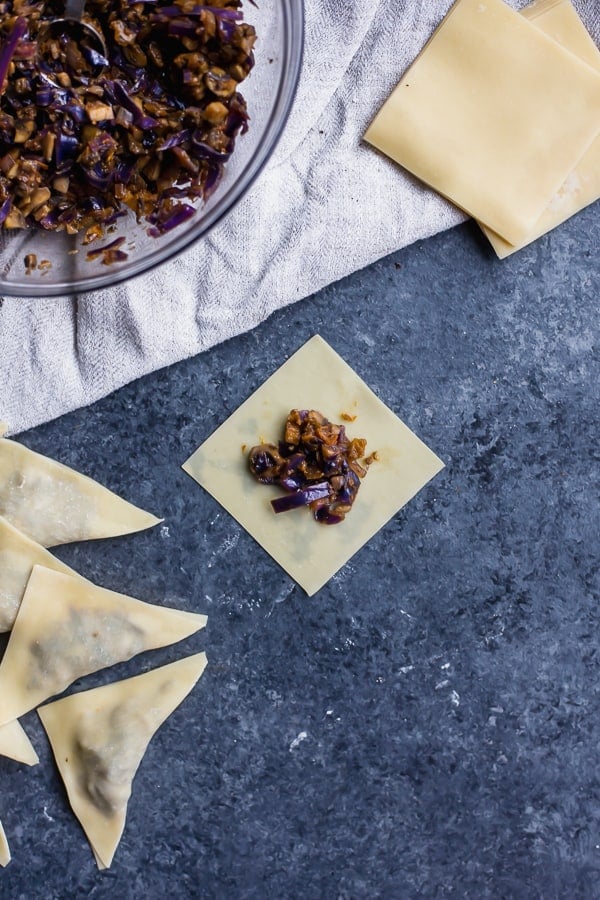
(0, 0), (255, 238)
(248, 409), (376, 525)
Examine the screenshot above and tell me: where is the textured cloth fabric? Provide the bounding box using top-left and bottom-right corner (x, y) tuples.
(1, 0), (598, 434)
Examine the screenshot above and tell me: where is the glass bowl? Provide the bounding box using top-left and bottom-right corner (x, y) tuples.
(0, 0), (304, 297)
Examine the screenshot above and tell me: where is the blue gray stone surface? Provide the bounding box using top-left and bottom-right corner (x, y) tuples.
(1, 208), (599, 899)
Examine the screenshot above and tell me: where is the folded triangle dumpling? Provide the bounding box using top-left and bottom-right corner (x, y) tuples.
(0, 720), (39, 766)
(0, 818), (9, 867)
(0, 515), (84, 633)
(38, 652), (208, 869)
(0, 438), (161, 547)
(0, 566), (207, 727)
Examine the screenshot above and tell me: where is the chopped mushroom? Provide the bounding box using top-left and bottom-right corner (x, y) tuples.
(0, 1), (256, 237)
(248, 410), (376, 525)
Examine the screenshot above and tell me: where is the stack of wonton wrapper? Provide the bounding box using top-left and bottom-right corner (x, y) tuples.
(365, 0), (600, 257)
(0, 436), (207, 869)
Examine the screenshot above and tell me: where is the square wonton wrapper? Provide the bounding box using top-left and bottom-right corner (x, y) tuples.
(481, 0), (600, 258)
(183, 336), (444, 595)
(363, 0), (600, 246)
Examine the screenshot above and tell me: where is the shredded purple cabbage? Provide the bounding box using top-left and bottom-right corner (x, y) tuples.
(147, 201), (195, 236)
(0, 17), (27, 90)
(86, 235), (125, 257)
(156, 129), (193, 151)
(0, 0), (256, 241)
(0, 196), (11, 225)
(271, 483), (332, 514)
(249, 410), (375, 526)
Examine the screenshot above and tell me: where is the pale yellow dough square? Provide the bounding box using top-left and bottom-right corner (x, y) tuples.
(482, 0), (600, 257)
(364, 0), (600, 245)
(183, 336), (444, 596)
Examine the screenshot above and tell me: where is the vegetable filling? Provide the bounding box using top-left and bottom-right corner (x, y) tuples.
(0, 0), (256, 237)
(248, 409), (377, 526)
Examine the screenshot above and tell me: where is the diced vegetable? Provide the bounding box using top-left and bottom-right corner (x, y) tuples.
(248, 410), (376, 526)
(0, 0), (256, 240)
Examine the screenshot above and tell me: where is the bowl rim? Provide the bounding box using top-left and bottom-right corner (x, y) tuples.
(1, 0), (305, 298)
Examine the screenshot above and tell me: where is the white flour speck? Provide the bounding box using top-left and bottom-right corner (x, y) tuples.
(450, 690), (460, 707)
(220, 532), (239, 553)
(551, 170), (581, 206)
(435, 679), (449, 690)
(160, 525), (170, 538)
(289, 731), (308, 751)
(43, 806), (54, 822)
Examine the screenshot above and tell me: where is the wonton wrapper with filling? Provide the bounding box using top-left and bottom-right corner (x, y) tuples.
(0, 566), (207, 727)
(183, 335), (444, 595)
(0, 438), (161, 547)
(363, 0), (600, 246)
(38, 652), (208, 869)
(0, 515), (85, 633)
(480, 0), (600, 257)
(0, 818), (9, 867)
(0, 720), (39, 766)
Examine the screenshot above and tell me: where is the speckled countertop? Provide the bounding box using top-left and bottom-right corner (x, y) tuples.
(1, 210), (599, 899)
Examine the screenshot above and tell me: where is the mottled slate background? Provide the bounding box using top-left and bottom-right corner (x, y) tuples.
(1, 209), (599, 899)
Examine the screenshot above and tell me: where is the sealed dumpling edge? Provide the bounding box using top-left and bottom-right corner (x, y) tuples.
(38, 652), (208, 869)
(0, 818), (10, 867)
(0, 438), (162, 547)
(0, 719), (38, 766)
(0, 514), (85, 633)
(0, 566), (207, 727)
